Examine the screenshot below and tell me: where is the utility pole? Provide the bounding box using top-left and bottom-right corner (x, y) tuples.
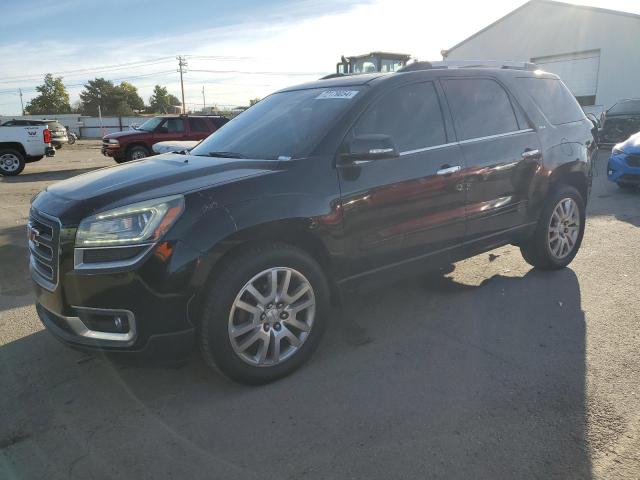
(202, 86), (206, 112)
(177, 56), (187, 114)
(19, 88), (24, 116)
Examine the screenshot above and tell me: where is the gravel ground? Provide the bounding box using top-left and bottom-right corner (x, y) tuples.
(0, 143), (638, 479)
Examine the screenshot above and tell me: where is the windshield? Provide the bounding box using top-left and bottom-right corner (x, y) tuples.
(137, 117), (164, 132)
(608, 99), (640, 115)
(190, 87), (363, 160)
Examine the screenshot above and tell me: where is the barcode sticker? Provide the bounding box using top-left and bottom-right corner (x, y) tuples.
(316, 90), (359, 100)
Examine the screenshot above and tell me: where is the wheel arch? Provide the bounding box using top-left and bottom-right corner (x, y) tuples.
(0, 142), (27, 157)
(190, 218), (339, 324)
(548, 162), (589, 202)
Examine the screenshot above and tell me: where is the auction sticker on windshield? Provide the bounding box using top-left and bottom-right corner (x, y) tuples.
(316, 90), (359, 100)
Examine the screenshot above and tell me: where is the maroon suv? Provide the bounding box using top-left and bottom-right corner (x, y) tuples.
(101, 115), (228, 163)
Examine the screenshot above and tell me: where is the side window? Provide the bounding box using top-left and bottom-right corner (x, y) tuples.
(354, 82), (447, 152)
(189, 117), (209, 132)
(518, 77), (587, 125)
(442, 78), (519, 140)
(163, 118), (185, 133)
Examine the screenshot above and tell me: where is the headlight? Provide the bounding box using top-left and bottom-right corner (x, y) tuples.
(75, 195), (184, 247)
(612, 145), (625, 155)
(108, 139), (119, 145)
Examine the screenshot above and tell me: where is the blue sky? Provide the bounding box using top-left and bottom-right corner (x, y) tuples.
(1, 0), (639, 114)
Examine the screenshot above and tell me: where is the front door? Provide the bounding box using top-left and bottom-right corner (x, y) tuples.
(337, 81), (467, 280)
(153, 117), (187, 143)
(441, 77), (543, 242)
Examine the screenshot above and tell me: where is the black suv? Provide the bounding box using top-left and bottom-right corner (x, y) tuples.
(29, 63), (595, 384)
(599, 98), (640, 145)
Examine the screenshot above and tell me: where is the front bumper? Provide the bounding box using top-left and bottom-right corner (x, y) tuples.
(37, 303), (194, 361)
(608, 152), (640, 184)
(101, 145), (123, 158)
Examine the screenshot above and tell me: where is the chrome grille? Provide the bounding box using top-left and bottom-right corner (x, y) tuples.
(28, 210), (60, 291)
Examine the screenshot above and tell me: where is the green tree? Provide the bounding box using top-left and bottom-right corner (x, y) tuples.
(25, 74), (71, 114)
(118, 82), (145, 112)
(148, 85), (182, 113)
(79, 78), (145, 115)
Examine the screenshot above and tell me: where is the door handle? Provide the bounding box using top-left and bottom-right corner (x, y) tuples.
(436, 165), (461, 176)
(522, 149), (541, 159)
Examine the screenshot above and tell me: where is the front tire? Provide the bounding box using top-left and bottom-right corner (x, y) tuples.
(0, 149), (25, 176)
(126, 145), (149, 161)
(199, 243), (330, 385)
(520, 185), (585, 270)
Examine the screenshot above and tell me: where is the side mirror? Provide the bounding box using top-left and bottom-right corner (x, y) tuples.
(157, 126), (169, 134)
(340, 134), (399, 163)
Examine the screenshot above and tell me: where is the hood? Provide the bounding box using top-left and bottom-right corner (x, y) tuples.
(103, 129), (147, 140)
(37, 153), (280, 221)
(619, 131), (640, 154)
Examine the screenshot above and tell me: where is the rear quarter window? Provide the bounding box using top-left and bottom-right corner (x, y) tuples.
(518, 77), (586, 125)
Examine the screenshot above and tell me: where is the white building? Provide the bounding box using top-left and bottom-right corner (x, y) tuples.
(442, 0), (640, 114)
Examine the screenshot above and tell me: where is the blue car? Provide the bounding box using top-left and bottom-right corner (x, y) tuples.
(608, 132), (640, 189)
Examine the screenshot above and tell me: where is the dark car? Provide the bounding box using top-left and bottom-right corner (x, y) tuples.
(599, 99), (640, 145)
(29, 63), (595, 384)
(2, 118), (68, 148)
(101, 115), (228, 163)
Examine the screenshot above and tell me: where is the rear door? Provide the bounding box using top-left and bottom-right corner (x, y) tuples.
(441, 77), (542, 242)
(337, 81), (467, 278)
(187, 117), (213, 141)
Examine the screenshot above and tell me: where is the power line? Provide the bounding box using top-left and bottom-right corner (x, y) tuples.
(0, 57), (175, 84)
(188, 69), (327, 76)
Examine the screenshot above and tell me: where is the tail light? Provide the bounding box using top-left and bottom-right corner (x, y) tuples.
(43, 128), (51, 144)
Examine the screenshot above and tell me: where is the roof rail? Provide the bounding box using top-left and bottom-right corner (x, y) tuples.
(398, 60), (538, 72)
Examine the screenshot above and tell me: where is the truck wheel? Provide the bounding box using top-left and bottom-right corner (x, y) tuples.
(126, 145), (149, 161)
(520, 185), (585, 270)
(0, 149), (25, 176)
(199, 243), (330, 385)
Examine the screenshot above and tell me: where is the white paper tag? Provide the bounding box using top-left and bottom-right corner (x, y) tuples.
(315, 90), (359, 100)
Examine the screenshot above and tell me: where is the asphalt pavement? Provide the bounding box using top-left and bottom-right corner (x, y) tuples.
(0, 144), (638, 479)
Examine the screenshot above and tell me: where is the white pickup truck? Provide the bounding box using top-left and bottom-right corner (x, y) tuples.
(0, 125), (55, 176)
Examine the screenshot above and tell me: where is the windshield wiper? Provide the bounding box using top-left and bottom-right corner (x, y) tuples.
(208, 151), (245, 159)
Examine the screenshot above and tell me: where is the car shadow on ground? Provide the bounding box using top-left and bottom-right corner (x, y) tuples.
(0, 225), (32, 311)
(1, 167), (99, 184)
(0, 265), (591, 479)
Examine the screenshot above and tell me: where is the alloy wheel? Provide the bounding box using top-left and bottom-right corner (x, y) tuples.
(548, 198), (580, 259)
(228, 267), (316, 367)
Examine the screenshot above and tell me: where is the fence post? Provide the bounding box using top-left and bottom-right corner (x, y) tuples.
(118, 116), (123, 132)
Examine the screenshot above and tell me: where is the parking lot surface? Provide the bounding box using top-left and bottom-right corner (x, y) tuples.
(1, 143), (639, 479)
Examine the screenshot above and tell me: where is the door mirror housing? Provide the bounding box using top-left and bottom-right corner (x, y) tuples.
(340, 134), (399, 163)
(156, 126), (169, 134)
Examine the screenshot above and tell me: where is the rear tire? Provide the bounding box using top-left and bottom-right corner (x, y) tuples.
(520, 185), (585, 270)
(198, 243), (330, 385)
(0, 149), (25, 176)
(617, 182), (635, 190)
(126, 145), (149, 161)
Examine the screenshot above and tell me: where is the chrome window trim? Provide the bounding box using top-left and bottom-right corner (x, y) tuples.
(397, 129), (534, 157)
(399, 142), (458, 156)
(68, 306), (136, 345)
(74, 243), (155, 270)
(457, 128), (534, 146)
